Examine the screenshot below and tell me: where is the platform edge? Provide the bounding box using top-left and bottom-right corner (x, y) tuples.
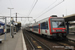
(22, 33), (27, 50)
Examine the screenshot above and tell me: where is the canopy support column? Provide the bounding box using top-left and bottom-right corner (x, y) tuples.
(66, 22), (69, 34)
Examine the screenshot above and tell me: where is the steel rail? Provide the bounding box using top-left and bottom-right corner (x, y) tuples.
(26, 31), (51, 50)
(23, 30), (36, 50)
(68, 38), (75, 42)
(26, 30), (75, 50)
(56, 42), (75, 50)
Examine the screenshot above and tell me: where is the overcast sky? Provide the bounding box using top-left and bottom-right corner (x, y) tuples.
(0, 0), (75, 25)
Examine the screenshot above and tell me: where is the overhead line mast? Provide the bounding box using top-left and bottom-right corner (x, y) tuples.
(16, 13), (17, 22)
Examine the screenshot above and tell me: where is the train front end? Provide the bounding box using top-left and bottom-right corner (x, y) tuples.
(49, 17), (67, 39)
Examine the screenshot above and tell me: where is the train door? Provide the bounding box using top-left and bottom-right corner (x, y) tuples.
(45, 21), (49, 35)
(0, 24), (1, 35)
(40, 21), (49, 35)
(40, 22), (46, 35)
(38, 24), (40, 34)
(0, 24), (4, 35)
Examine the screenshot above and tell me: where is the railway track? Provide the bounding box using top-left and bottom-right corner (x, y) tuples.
(23, 29), (75, 50)
(23, 30), (51, 50)
(55, 41), (75, 50)
(55, 38), (75, 50)
(68, 38), (75, 43)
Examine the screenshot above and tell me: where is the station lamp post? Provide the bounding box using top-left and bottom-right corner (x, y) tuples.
(8, 8), (14, 36)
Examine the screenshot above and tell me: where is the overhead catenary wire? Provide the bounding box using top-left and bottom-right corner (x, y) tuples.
(34, 0), (57, 19)
(27, 0), (38, 17)
(27, 0), (36, 17)
(35, 0), (64, 19)
(29, 0), (57, 23)
(27, 0), (38, 21)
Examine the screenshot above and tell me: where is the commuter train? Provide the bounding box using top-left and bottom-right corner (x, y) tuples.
(0, 22), (5, 35)
(0, 22), (10, 35)
(25, 15), (67, 39)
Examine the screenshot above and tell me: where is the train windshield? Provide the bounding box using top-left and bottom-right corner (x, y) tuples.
(51, 18), (65, 28)
(52, 21), (65, 28)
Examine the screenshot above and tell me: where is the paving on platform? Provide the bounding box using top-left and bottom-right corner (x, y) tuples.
(0, 30), (27, 50)
(67, 33), (75, 40)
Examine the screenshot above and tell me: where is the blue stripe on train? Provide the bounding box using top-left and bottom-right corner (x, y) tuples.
(0, 29), (4, 33)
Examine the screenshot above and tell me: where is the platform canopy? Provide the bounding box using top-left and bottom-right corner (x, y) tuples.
(69, 22), (75, 25)
(63, 14), (75, 22)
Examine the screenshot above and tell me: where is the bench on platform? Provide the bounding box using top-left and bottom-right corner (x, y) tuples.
(0, 39), (3, 43)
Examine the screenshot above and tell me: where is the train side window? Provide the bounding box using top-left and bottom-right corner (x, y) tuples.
(42, 22), (45, 26)
(41, 22), (45, 29)
(46, 21), (48, 29)
(41, 22), (48, 29)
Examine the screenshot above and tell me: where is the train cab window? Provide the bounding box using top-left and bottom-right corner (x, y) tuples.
(52, 21), (65, 28)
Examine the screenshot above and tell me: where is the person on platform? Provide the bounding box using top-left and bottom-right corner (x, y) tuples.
(10, 17), (14, 38)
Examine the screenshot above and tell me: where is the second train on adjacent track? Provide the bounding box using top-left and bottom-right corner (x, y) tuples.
(25, 15), (67, 39)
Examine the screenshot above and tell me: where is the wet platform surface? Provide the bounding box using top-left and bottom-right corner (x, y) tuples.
(0, 30), (25, 50)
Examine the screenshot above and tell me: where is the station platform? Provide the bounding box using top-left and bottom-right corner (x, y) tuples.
(0, 30), (27, 50)
(67, 33), (75, 40)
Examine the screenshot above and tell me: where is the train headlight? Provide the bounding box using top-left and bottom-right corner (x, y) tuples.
(62, 30), (66, 32)
(62, 30), (64, 31)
